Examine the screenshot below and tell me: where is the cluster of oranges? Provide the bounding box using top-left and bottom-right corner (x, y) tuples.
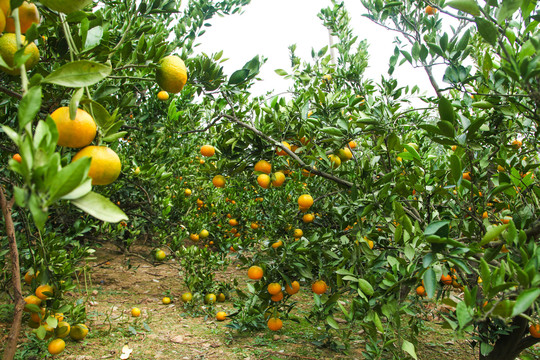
(23, 274), (88, 355)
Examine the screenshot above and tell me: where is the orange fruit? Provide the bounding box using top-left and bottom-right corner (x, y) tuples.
(30, 307), (45, 323)
(35, 284), (53, 300)
(329, 154), (341, 168)
(416, 285), (427, 297)
(5, 1), (39, 34)
(348, 140), (356, 149)
(247, 266), (263, 280)
(55, 321), (70, 338)
(156, 55), (188, 93)
(298, 194), (314, 209)
(12, 153), (22, 163)
(23, 270), (37, 284)
(293, 229), (303, 238)
(530, 324), (540, 338)
(0, 11), (5, 34)
(482, 211), (488, 219)
(462, 172), (472, 181)
(157, 90), (169, 101)
(50, 107), (97, 148)
(155, 249), (166, 260)
(216, 311), (227, 321)
(162, 297), (171, 304)
(229, 218), (238, 226)
(0, 0), (10, 18)
(257, 174), (271, 189)
(440, 274), (453, 285)
(271, 240), (283, 249)
(47, 338), (65, 355)
(217, 293), (226, 302)
(199, 229), (209, 239)
(267, 317), (283, 331)
(72, 146), (121, 185)
(497, 165), (505, 172)
(204, 293), (216, 304)
(267, 283), (281, 295)
(212, 175), (226, 188)
(425, 5), (437, 15)
(69, 323), (89, 341)
(250, 222), (259, 230)
(181, 292), (192, 302)
(23, 295), (42, 311)
(271, 171), (285, 187)
(511, 139), (522, 149)
(200, 145), (215, 157)
(501, 217), (512, 224)
(302, 213), (314, 223)
(337, 148), (353, 161)
(0, 34), (39, 76)
(312, 280), (327, 295)
(184, 188), (191, 196)
(271, 291), (284, 302)
(451, 145), (457, 151)
(131, 307), (141, 317)
(285, 281), (300, 295)
(276, 141), (291, 156)
(189, 233), (199, 242)
(254, 160), (271, 174)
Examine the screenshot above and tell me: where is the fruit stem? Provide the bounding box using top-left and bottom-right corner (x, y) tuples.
(60, 13), (79, 60)
(12, 8), (29, 94)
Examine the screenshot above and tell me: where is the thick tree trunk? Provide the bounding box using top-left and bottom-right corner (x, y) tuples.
(1, 187), (24, 360)
(480, 315), (540, 360)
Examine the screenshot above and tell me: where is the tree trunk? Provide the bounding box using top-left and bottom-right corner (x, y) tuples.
(480, 315), (540, 360)
(1, 187), (24, 360)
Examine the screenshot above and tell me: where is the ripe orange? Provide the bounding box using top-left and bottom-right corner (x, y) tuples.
(293, 229), (303, 238)
(35, 284), (53, 300)
(298, 194), (314, 209)
(501, 216), (512, 224)
(212, 175), (226, 188)
(276, 141), (291, 156)
(0, 0), (10, 18)
(511, 139), (522, 149)
(530, 324), (540, 338)
(482, 211), (488, 219)
(254, 160), (271, 174)
(23, 270), (37, 285)
(5, 1), (39, 34)
(425, 5), (437, 15)
(30, 308), (45, 323)
(462, 172), (472, 181)
(155, 249), (166, 260)
(24, 295), (42, 311)
(47, 338), (65, 355)
(204, 293), (217, 304)
(348, 140), (357, 149)
(250, 222), (259, 230)
(0, 34), (39, 75)
(157, 90), (169, 101)
(12, 153), (22, 163)
(156, 55), (188, 93)
(248, 266), (263, 280)
(267, 317), (283, 331)
(199, 229), (209, 239)
(329, 154), (341, 168)
(181, 292), (192, 302)
(216, 311), (227, 321)
(302, 213), (314, 223)
(271, 171), (285, 187)
(51, 107), (97, 148)
(337, 148), (353, 161)
(257, 174), (271, 189)
(285, 281), (300, 295)
(312, 280), (327, 295)
(271, 291), (284, 302)
(440, 274), (453, 285)
(162, 297), (171, 304)
(267, 283), (282, 295)
(200, 145), (215, 157)
(416, 285), (427, 297)
(189, 233), (199, 242)
(271, 240), (283, 249)
(497, 165), (505, 172)
(131, 307), (141, 317)
(229, 218), (238, 226)
(72, 146), (121, 185)
(55, 321), (70, 338)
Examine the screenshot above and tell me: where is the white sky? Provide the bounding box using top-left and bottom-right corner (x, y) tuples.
(192, 0), (442, 97)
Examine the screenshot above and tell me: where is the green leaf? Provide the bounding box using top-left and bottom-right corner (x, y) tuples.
(450, 154), (462, 182)
(275, 69), (288, 76)
(43, 60), (112, 87)
(81, 100), (113, 129)
(424, 220), (450, 237)
(228, 69), (250, 85)
(69, 88), (85, 120)
(18, 86), (42, 130)
(511, 288), (540, 317)
(71, 191), (128, 223)
(437, 120), (455, 138)
(480, 224), (509, 246)
(423, 268), (437, 298)
(48, 157), (91, 204)
(497, 0), (523, 24)
(438, 96), (455, 123)
(61, 179), (92, 200)
(321, 127), (344, 137)
(446, 0), (481, 15)
(402, 339), (418, 360)
(358, 279), (374, 296)
(475, 18), (499, 46)
(471, 100), (494, 109)
(456, 301), (473, 327)
(326, 315), (340, 330)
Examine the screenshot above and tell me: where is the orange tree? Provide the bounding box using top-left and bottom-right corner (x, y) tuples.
(0, 0), (250, 358)
(163, 1), (539, 359)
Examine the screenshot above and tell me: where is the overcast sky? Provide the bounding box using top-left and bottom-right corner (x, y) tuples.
(192, 0), (441, 97)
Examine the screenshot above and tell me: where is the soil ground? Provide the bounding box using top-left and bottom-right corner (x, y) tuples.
(1, 242), (539, 360)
